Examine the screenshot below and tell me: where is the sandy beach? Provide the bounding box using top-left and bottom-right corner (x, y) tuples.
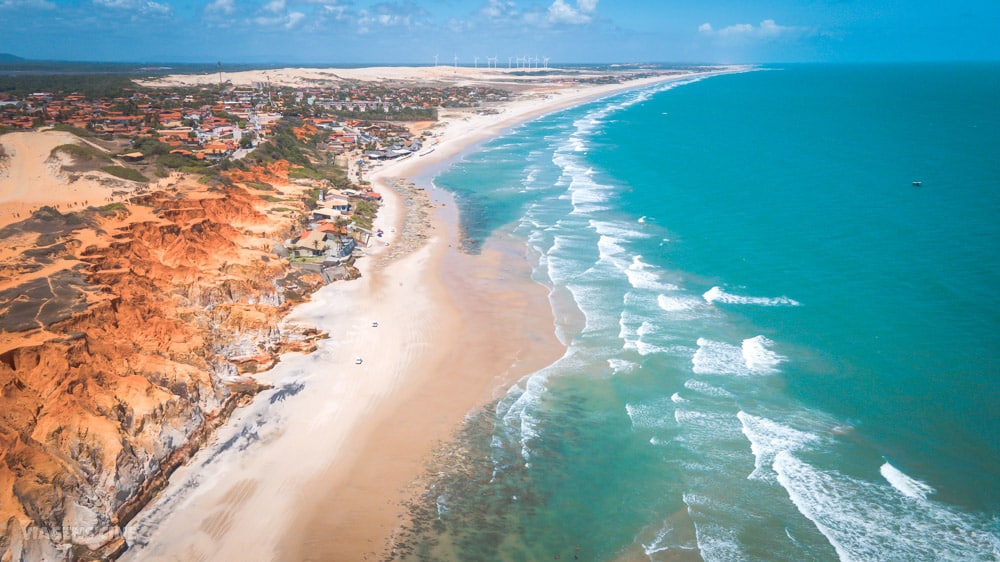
(115, 66), (734, 561)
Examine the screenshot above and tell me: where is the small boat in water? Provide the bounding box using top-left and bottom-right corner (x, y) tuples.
(912, 180), (922, 186)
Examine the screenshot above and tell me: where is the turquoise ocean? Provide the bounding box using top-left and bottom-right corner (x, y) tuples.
(410, 64), (1000, 561)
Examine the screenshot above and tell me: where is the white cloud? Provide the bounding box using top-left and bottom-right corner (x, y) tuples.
(0, 0), (55, 9)
(546, 0), (596, 25)
(355, 1), (428, 34)
(92, 0), (170, 15)
(205, 0), (234, 14)
(699, 19), (804, 41)
(285, 10), (304, 28)
(253, 12), (304, 29)
(482, 0), (516, 20)
(249, 0), (307, 29)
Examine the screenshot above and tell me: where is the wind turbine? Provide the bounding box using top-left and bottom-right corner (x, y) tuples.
(543, 56), (549, 69)
(474, 56), (479, 68)
(508, 56), (512, 69)
(434, 54), (438, 67)
(453, 54), (458, 68)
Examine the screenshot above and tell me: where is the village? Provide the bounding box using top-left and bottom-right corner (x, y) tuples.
(0, 75), (511, 272)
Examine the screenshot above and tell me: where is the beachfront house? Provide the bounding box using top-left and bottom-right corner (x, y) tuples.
(286, 221), (358, 260)
(288, 229), (328, 257)
(312, 207), (343, 221)
(324, 197), (351, 213)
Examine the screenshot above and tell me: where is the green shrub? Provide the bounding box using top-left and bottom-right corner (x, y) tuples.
(101, 165), (148, 182)
(157, 152), (204, 169)
(51, 143), (110, 162)
(91, 202), (129, 217)
(131, 137), (172, 156)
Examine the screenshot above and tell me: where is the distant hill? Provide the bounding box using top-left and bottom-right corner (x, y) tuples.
(0, 54), (27, 63)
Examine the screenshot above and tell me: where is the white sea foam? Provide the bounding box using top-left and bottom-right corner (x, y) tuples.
(626, 398), (674, 430)
(495, 363), (554, 462)
(691, 522), (744, 562)
(607, 358), (637, 374)
(670, 392), (687, 404)
(692, 337), (784, 376)
(683, 379), (735, 399)
(737, 411), (819, 481)
(741, 335), (785, 374)
(692, 338), (749, 376)
(641, 521), (699, 560)
(703, 286), (801, 307)
(590, 219), (648, 240)
(656, 294), (689, 312)
(656, 293), (705, 318)
(774, 451), (1000, 561)
(636, 339), (668, 356)
(597, 234), (628, 261)
(880, 461), (935, 500)
(673, 409), (735, 434)
(625, 256), (676, 292)
(619, 310), (640, 350)
(642, 523), (673, 557)
(682, 494), (747, 561)
(568, 283), (619, 334)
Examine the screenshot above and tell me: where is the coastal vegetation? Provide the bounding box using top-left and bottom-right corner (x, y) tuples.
(51, 142), (110, 162)
(0, 72), (140, 99)
(100, 164), (148, 182)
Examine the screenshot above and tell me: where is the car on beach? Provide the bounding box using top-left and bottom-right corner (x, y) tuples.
(354, 357), (363, 365)
(372, 321), (378, 327)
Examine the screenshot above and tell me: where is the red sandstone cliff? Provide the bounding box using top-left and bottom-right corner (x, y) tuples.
(0, 172), (325, 560)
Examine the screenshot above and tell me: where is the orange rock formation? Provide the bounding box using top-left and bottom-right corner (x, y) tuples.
(0, 170), (325, 560)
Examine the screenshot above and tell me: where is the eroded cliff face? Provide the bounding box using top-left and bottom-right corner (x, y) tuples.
(0, 174), (325, 560)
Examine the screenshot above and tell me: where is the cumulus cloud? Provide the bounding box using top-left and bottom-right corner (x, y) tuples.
(0, 0), (55, 9)
(285, 10), (305, 28)
(546, 0), (597, 25)
(698, 19), (804, 41)
(306, 0), (348, 20)
(93, 0), (170, 15)
(205, 0), (234, 14)
(248, 0), (309, 30)
(253, 12), (306, 29)
(482, 0), (517, 20)
(356, 1), (428, 34)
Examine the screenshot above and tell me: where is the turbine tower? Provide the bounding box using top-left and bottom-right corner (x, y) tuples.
(434, 54), (438, 66)
(474, 56), (479, 68)
(453, 54), (458, 68)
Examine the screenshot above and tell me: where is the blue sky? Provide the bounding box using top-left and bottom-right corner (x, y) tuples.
(1, 0), (998, 64)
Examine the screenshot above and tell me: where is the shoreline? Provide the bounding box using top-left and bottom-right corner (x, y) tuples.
(117, 67), (738, 560)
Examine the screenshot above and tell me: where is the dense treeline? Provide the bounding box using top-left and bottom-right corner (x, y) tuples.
(0, 73), (144, 99)
(313, 107), (437, 121)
